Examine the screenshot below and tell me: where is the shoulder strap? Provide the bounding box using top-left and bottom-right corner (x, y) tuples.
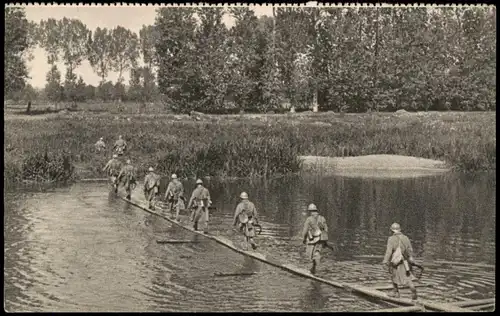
(395, 235), (407, 258)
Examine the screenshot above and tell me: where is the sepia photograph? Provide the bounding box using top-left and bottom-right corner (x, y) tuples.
(4, 3), (496, 312)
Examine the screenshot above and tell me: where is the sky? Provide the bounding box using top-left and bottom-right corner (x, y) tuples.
(22, 4), (275, 88)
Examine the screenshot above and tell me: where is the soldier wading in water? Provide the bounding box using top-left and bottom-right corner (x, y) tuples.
(233, 192), (259, 250)
(143, 167), (160, 209)
(187, 179), (212, 233)
(301, 203), (329, 275)
(382, 223), (418, 301)
(165, 174), (185, 221)
(117, 159), (136, 200)
(103, 154), (122, 193)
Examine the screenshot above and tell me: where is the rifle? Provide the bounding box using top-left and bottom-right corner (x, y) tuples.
(322, 241), (338, 252)
(410, 262), (425, 279)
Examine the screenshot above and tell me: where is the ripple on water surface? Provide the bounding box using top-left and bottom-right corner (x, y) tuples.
(4, 183), (389, 312)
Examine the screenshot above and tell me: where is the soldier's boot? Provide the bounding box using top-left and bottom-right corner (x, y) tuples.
(250, 238), (258, 250)
(310, 260), (317, 275)
(388, 285), (400, 298)
(175, 207), (181, 222)
(409, 285), (418, 301)
(193, 216), (198, 231)
(203, 216), (209, 234)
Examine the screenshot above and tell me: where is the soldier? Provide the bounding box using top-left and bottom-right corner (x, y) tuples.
(143, 167), (161, 209)
(113, 135), (127, 156)
(187, 179), (212, 233)
(165, 174), (185, 221)
(301, 203), (329, 275)
(117, 159), (136, 200)
(103, 154), (121, 193)
(233, 192), (259, 250)
(95, 137), (106, 152)
(382, 223), (418, 301)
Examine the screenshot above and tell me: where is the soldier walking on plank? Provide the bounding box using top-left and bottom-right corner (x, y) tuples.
(301, 203), (328, 275)
(382, 223), (418, 301)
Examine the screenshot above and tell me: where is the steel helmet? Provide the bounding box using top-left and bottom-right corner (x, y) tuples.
(196, 179), (203, 185)
(390, 223), (401, 232)
(112, 154), (118, 158)
(240, 192), (248, 199)
(307, 203), (318, 212)
(148, 167), (154, 172)
(100, 137), (104, 140)
(171, 174), (177, 179)
(126, 159), (131, 164)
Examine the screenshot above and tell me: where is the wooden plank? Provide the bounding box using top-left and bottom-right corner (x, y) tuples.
(120, 195), (476, 313)
(470, 303), (495, 311)
(366, 283), (432, 291)
(353, 255), (385, 259)
(366, 306), (424, 312)
(435, 260), (495, 269)
(80, 178), (109, 182)
(156, 240), (201, 244)
(420, 300), (476, 312)
(451, 298), (495, 307)
(214, 272), (258, 277)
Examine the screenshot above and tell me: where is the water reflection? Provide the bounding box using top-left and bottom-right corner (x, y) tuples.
(299, 281), (329, 311)
(210, 172), (496, 265)
(4, 172), (495, 312)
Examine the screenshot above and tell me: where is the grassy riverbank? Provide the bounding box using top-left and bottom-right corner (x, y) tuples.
(3, 110), (496, 184)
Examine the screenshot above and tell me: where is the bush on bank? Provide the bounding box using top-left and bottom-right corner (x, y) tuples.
(3, 112), (496, 184)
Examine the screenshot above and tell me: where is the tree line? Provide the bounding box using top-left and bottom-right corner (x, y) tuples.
(5, 6), (496, 113)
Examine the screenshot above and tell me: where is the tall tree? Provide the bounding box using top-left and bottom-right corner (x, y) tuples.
(275, 8), (311, 109)
(38, 18), (61, 65)
(87, 27), (114, 84)
(155, 7), (197, 112)
(58, 18), (90, 78)
(194, 7), (230, 112)
(139, 24), (158, 70)
(4, 7), (33, 99)
(110, 26), (139, 83)
(44, 65), (63, 105)
(229, 8), (264, 111)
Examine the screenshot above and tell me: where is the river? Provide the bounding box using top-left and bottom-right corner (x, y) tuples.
(4, 172), (495, 312)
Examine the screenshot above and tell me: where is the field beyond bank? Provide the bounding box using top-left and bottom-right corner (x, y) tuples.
(4, 111), (496, 184)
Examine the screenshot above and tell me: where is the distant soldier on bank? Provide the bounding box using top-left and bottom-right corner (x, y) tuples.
(117, 159), (136, 200)
(165, 174), (185, 221)
(103, 154), (122, 193)
(382, 223), (418, 301)
(95, 137), (106, 152)
(301, 203), (329, 275)
(233, 192), (259, 250)
(143, 167), (161, 209)
(188, 179), (212, 233)
(113, 135), (127, 156)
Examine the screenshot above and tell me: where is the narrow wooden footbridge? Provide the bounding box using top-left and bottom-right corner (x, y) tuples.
(115, 191), (493, 313)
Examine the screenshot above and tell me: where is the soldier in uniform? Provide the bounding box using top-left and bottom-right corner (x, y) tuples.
(233, 192), (259, 250)
(103, 154), (121, 193)
(187, 179), (212, 233)
(113, 135), (127, 156)
(164, 174), (185, 221)
(117, 159), (136, 200)
(301, 203), (329, 275)
(143, 167), (161, 209)
(382, 223), (418, 300)
(95, 137), (106, 152)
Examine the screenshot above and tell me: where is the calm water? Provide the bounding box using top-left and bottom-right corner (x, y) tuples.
(4, 172), (495, 312)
